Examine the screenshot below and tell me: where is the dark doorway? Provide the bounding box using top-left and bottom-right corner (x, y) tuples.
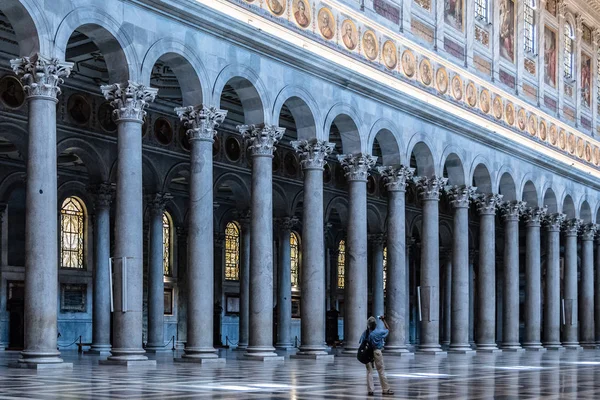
(7, 280), (24, 350)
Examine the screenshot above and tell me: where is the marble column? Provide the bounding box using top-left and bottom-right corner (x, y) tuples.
(338, 153), (376, 355)
(0, 204), (5, 351)
(175, 106), (227, 363)
(474, 194), (502, 352)
(88, 183), (114, 355)
(236, 211), (251, 350)
(293, 140), (333, 359)
(596, 234), (600, 346)
(522, 207), (547, 351)
(370, 234), (385, 321)
(99, 81), (157, 366)
(562, 219), (581, 349)
(377, 166), (412, 355)
(416, 176), (447, 355)
(275, 216), (297, 350)
(579, 224), (597, 348)
(146, 193), (171, 352)
(441, 255), (452, 347)
(239, 124), (285, 361)
(499, 201), (526, 352)
(543, 213), (565, 350)
(448, 186), (476, 353)
(10, 54), (73, 368)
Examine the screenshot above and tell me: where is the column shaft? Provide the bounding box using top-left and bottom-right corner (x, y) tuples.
(595, 238), (600, 345)
(237, 217), (250, 349)
(371, 235), (385, 321)
(276, 221), (293, 349)
(580, 225), (596, 348)
(543, 214), (564, 349)
(523, 208), (545, 350)
(563, 219), (581, 348)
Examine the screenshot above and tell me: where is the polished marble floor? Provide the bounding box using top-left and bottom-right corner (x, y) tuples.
(1, 348), (600, 399)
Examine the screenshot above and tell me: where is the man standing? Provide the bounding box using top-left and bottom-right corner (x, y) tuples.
(359, 316), (394, 396)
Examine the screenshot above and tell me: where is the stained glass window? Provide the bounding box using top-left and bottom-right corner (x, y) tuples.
(564, 22), (574, 79)
(225, 221), (240, 281)
(524, 0), (535, 53)
(290, 231), (300, 288)
(475, 0), (487, 22)
(60, 197), (84, 269)
(337, 239), (346, 289)
(383, 246), (388, 290)
(162, 212), (172, 276)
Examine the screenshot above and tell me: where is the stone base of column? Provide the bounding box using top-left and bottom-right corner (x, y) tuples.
(10, 351), (72, 369)
(476, 348), (503, 353)
(175, 356), (226, 364)
(144, 347), (172, 353)
(500, 343), (524, 352)
(86, 346), (112, 356)
(562, 342), (582, 350)
(341, 345), (359, 356)
(522, 342), (546, 352)
(448, 344), (476, 354)
(233, 345), (248, 352)
(100, 349), (154, 367)
(291, 353), (334, 361)
(416, 345), (447, 356)
(580, 342), (598, 349)
(100, 359), (157, 367)
(275, 343), (295, 351)
(10, 360), (73, 370)
(543, 343), (565, 351)
(475, 343), (502, 353)
(244, 346), (284, 362)
(384, 347), (414, 357)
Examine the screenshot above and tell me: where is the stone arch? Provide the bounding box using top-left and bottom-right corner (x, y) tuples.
(0, 122), (27, 159)
(562, 194), (576, 219)
(543, 187), (558, 214)
(291, 190), (304, 216)
(408, 141), (436, 177)
(521, 180), (539, 208)
(579, 200), (592, 224)
(108, 156), (161, 192)
(140, 38), (210, 106)
(496, 170), (517, 201)
(1, 0), (49, 56)
(325, 196), (349, 227)
(323, 104), (364, 154)
(0, 171), (26, 203)
(272, 86), (321, 140)
(164, 201), (184, 229)
(439, 221), (453, 248)
(57, 180), (93, 214)
(272, 182), (291, 217)
(213, 64), (270, 125)
(368, 120), (403, 166)
(213, 172), (251, 209)
(162, 162), (191, 193)
(367, 204), (384, 233)
(441, 151), (466, 185)
(56, 137), (108, 183)
(470, 162), (493, 194)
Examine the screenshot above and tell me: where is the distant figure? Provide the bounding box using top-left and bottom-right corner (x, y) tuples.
(359, 316), (394, 396)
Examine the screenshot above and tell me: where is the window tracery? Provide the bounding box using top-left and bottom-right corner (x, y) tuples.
(524, 0), (536, 53)
(337, 239), (346, 289)
(290, 231), (300, 288)
(564, 22), (574, 79)
(163, 212), (172, 276)
(60, 197), (85, 269)
(225, 221), (240, 281)
(475, 0), (488, 22)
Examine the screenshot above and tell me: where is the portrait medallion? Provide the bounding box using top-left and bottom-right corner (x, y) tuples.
(505, 102), (515, 126)
(267, 0), (286, 16)
(292, 0), (311, 28)
(576, 137), (584, 158)
(419, 59), (433, 86)
(585, 142), (592, 162)
(436, 67), (449, 94)
(528, 114), (537, 136)
(558, 129), (566, 150)
(549, 124), (557, 145)
(451, 75), (463, 101)
(382, 40), (398, 70)
(67, 94), (91, 125)
(517, 108), (527, 131)
(466, 82), (477, 107)
(98, 101), (117, 133)
(492, 96), (503, 120)
(362, 30), (379, 61)
(154, 117), (173, 145)
(594, 146), (600, 165)
(479, 89), (490, 113)
(318, 8), (335, 40)
(567, 133), (575, 154)
(0, 75), (25, 109)
(225, 136), (241, 161)
(539, 120), (547, 141)
(341, 19), (359, 51)
(401, 49), (416, 77)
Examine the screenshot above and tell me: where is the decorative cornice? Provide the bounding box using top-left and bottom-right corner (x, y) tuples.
(376, 165), (414, 192)
(475, 193), (503, 215)
(499, 201), (527, 221)
(563, 218), (582, 236)
(276, 216), (299, 231)
(235, 209), (251, 229)
(175, 105), (227, 142)
(291, 139), (334, 170)
(10, 53), (72, 99)
(88, 182), (115, 209)
(524, 206), (548, 227)
(368, 233), (385, 246)
(100, 80), (157, 122)
(544, 213), (566, 232)
(447, 185), (477, 209)
(147, 192), (172, 216)
(337, 153), (377, 182)
(238, 124), (285, 157)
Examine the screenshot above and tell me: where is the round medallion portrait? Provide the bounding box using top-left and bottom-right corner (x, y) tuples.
(401, 50), (416, 77)
(67, 94), (91, 125)
(576, 137), (584, 158)
(436, 67), (449, 94)
(505, 103), (515, 126)
(318, 8), (335, 40)
(539, 120), (547, 141)
(492, 96), (503, 120)
(267, 0), (286, 16)
(549, 124), (558, 145)
(179, 125), (190, 152)
(154, 117), (173, 145)
(466, 82), (477, 107)
(594, 146), (600, 165)
(451, 75), (463, 101)
(567, 133), (576, 154)
(0, 75), (25, 109)
(419, 59), (433, 86)
(528, 114), (537, 136)
(479, 89), (491, 113)
(517, 109), (527, 131)
(362, 30), (379, 61)
(98, 101), (117, 132)
(585, 142), (592, 162)
(341, 19), (359, 51)
(558, 129), (566, 150)
(225, 136), (241, 161)
(382, 40), (398, 70)
(292, 0), (311, 28)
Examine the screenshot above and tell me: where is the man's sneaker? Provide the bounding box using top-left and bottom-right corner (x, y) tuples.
(382, 390), (395, 396)
(368, 392), (374, 396)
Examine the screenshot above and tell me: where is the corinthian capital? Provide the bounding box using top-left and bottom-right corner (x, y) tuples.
(447, 185), (477, 208)
(415, 176), (448, 201)
(376, 165), (414, 192)
(563, 218), (582, 236)
(88, 182), (115, 210)
(147, 192), (172, 216)
(499, 201), (527, 221)
(337, 153), (377, 182)
(175, 105), (227, 142)
(475, 193), (503, 215)
(276, 216), (299, 231)
(544, 212), (566, 231)
(291, 139), (334, 170)
(238, 124), (285, 157)
(524, 206), (548, 226)
(100, 81), (158, 122)
(581, 224), (597, 241)
(10, 53), (73, 99)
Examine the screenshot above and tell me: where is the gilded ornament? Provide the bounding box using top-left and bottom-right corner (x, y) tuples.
(382, 40), (397, 70)
(466, 82), (477, 107)
(451, 75), (463, 101)
(517, 108), (526, 131)
(492, 96), (503, 120)
(505, 102), (515, 126)
(401, 49), (416, 77)
(341, 19), (359, 50)
(528, 114), (537, 136)
(539, 120), (547, 141)
(419, 59), (433, 86)
(436, 67), (448, 94)
(479, 89), (490, 113)
(549, 124), (557, 145)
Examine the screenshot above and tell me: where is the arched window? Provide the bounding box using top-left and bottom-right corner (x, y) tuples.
(383, 246), (388, 290)
(524, 0), (536, 53)
(60, 197), (85, 269)
(225, 221), (240, 281)
(162, 212), (172, 276)
(337, 239), (346, 289)
(475, 0), (488, 22)
(290, 231), (300, 288)
(564, 22), (574, 79)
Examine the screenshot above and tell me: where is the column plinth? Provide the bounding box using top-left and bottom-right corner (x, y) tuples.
(543, 213), (565, 350)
